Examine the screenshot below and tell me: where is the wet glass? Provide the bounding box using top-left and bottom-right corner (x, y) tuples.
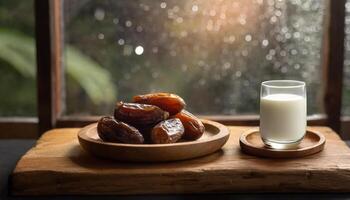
(62, 0), (325, 116)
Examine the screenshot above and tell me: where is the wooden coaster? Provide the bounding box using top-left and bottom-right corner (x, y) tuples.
(239, 128), (325, 158)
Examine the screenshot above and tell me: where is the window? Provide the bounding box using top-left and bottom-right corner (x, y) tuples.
(0, 0), (36, 117)
(63, 0), (325, 116)
(1, 0), (349, 138)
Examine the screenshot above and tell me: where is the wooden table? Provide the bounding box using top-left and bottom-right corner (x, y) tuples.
(11, 126), (350, 195)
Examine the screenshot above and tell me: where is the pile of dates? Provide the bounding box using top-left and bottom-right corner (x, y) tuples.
(97, 93), (205, 144)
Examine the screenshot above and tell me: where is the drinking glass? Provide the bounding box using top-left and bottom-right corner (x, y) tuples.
(260, 80), (306, 149)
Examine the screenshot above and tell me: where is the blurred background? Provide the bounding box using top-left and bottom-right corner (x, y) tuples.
(0, 0), (349, 118)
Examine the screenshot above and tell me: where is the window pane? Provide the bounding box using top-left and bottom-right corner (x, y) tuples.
(0, 0), (36, 116)
(63, 0), (325, 116)
(344, 1), (350, 116)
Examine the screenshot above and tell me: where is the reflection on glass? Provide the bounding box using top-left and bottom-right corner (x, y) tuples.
(63, 0), (325, 116)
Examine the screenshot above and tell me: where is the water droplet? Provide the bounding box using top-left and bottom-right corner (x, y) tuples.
(223, 62), (231, 69)
(280, 50), (287, 57)
(238, 16), (246, 25)
(160, 2), (167, 9)
(136, 26), (143, 32)
(173, 6), (180, 12)
(285, 33), (292, 39)
(97, 33), (104, 40)
(125, 20), (132, 27)
(235, 71), (242, 77)
(294, 64), (301, 70)
(176, 17), (183, 23)
(293, 32), (301, 38)
(281, 66), (288, 73)
(245, 34), (252, 42)
(192, 5), (199, 12)
(266, 55), (273, 60)
(275, 10), (282, 17)
(113, 18), (119, 24)
(94, 8), (105, 21)
(135, 46), (144, 55)
(262, 39), (269, 46)
(118, 39), (125, 45)
(270, 16), (277, 23)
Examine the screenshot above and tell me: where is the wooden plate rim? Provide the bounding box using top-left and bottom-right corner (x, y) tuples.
(239, 127), (326, 157)
(78, 119), (230, 148)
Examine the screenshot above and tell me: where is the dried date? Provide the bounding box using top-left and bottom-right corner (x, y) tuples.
(172, 110), (205, 140)
(97, 116), (144, 144)
(114, 102), (169, 126)
(151, 118), (184, 144)
(133, 93), (186, 115)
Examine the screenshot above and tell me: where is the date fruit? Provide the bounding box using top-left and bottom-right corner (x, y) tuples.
(172, 110), (205, 140)
(151, 118), (184, 144)
(133, 93), (186, 115)
(97, 116), (144, 144)
(114, 102), (169, 126)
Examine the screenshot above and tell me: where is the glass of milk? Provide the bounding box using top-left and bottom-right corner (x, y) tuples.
(260, 80), (306, 149)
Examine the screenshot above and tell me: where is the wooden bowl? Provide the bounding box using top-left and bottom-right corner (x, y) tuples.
(78, 119), (230, 162)
(239, 128), (326, 158)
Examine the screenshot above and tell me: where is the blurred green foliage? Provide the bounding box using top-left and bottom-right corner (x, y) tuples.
(0, 0), (116, 116)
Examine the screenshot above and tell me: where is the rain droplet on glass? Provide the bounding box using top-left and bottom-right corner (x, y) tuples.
(245, 34), (252, 42)
(118, 38), (125, 45)
(113, 18), (119, 24)
(176, 17), (183, 23)
(135, 46), (144, 55)
(136, 26), (143, 32)
(160, 2), (167, 9)
(125, 20), (132, 27)
(262, 39), (269, 46)
(94, 8), (105, 21)
(97, 33), (104, 40)
(192, 5), (199, 12)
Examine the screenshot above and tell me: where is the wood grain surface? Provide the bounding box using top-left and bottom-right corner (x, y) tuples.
(11, 126), (350, 195)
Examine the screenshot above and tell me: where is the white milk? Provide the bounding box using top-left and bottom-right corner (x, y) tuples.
(260, 93), (306, 143)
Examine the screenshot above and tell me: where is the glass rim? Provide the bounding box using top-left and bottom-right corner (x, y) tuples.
(261, 80), (305, 89)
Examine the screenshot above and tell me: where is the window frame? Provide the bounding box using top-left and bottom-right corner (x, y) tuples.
(1, 0), (349, 139)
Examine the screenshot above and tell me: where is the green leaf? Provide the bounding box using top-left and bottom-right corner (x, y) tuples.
(0, 29), (116, 104)
(65, 46), (116, 104)
(0, 29), (36, 77)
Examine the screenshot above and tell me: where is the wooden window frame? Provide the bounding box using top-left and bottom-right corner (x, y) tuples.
(1, 0), (349, 139)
